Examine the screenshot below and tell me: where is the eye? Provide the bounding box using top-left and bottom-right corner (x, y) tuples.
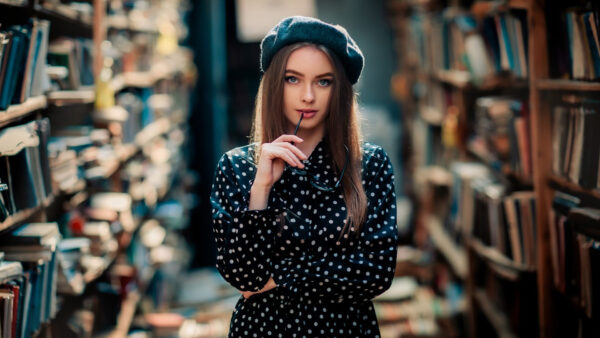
(317, 78), (332, 87)
(285, 76), (298, 84)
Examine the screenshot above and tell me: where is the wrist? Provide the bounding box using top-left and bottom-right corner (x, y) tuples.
(251, 181), (272, 192)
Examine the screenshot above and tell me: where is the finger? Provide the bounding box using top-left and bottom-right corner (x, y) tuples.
(275, 149), (303, 168)
(273, 134), (303, 144)
(276, 142), (308, 160)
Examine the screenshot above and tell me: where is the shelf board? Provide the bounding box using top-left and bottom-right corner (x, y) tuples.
(425, 216), (468, 279)
(536, 79), (600, 92)
(107, 15), (158, 34)
(508, 0), (529, 9)
(47, 88), (95, 106)
(469, 238), (536, 281)
(0, 96), (47, 127)
(427, 70), (528, 91)
(33, 4), (93, 38)
(474, 289), (517, 338)
(548, 175), (600, 201)
(0, 194), (53, 233)
(467, 142), (533, 186)
(0, 0), (27, 7)
(471, 0), (529, 16)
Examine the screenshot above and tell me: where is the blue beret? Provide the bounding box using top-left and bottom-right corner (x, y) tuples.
(260, 16), (364, 84)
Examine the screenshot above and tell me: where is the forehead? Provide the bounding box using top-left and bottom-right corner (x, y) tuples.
(286, 45), (334, 75)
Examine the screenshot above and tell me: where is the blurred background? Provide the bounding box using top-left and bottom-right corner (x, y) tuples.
(1, 0), (600, 337)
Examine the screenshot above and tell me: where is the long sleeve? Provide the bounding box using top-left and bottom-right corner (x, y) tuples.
(210, 151), (281, 292)
(273, 147), (398, 304)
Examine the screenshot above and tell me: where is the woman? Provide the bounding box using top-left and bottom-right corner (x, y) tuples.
(211, 16), (398, 337)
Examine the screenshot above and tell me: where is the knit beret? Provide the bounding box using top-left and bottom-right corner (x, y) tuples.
(260, 16), (364, 84)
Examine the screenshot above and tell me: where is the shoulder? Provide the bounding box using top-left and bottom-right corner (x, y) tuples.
(218, 144), (257, 167)
(361, 141), (391, 167)
(215, 144), (257, 183)
(361, 142), (394, 183)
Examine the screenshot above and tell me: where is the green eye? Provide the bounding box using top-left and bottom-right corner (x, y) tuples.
(285, 76), (298, 83)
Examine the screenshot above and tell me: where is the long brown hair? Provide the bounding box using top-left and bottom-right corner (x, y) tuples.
(250, 42), (368, 236)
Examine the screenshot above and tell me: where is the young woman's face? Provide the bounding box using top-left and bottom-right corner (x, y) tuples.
(283, 45), (334, 135)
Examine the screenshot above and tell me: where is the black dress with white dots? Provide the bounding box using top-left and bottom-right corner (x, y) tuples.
(210, 139), (398, 337)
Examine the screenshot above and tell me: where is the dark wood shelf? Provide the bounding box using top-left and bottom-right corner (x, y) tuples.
(0, 96), (47, 128)
(0, 194), (53, 233)
(471, 0), (529, 17)
(0, 0), (27, 8)
(469, 238), (536, 281)
(33, 4), (93, 38)
(107, 15), (158, 34)
(425, 217), (468, 279)
(111, 62), (177, 92)
(474, 289), (517, 338)
(425, 70), (528, 91)
(536, 79), (600, 92)
(47, 88), (95, 106)
(548, 175), (600, 203)
(466, 142), (533, 186)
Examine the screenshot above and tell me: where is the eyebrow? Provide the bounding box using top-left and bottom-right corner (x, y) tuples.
(285, 69), (334, 78)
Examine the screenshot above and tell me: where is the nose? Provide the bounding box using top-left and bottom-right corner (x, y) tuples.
(301, 83), (315, 103)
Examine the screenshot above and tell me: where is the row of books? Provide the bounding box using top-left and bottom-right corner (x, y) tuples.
(470, 96), (532, 180)
(449, 161), (537, 265)
(0, 223), (60, 338)
(472, 179), (537, 266)
(0, 119), (53, 221)
(551, 97), (600, 189)
(47, 37), (94, 91)
(473, 259), (539, 337)
(564, 9), (600, 80)
(550, 192), (600, 320)
(0, 18), (51, 110)
(407, 9), (528, 82)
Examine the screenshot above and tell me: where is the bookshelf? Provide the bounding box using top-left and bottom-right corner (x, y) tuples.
(0, 0), (194, 337)
(389, 0), (600, 336)
(0, 95), (47, 127)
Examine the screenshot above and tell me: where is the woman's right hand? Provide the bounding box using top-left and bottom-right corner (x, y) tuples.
(253, 135), (307, 189)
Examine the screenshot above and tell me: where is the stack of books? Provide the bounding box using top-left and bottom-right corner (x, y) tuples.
(0, 222), (61, 337)
(0, 19), (51, 111)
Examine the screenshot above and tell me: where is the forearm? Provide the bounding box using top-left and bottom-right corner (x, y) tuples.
(248, 182), (272, 210)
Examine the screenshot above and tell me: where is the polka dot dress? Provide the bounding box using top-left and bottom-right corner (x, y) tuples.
(210, 140), (398, 337)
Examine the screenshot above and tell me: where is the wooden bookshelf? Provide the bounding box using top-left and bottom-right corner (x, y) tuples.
(389, 0), (590, 336)
(536, 79), (600, 92)
(0, 0), (26, 7)
(466, 143), (533, 186)
(425, 71), (529, 91)
(473, 289), (517, 338)
(469, 238), (536, 281)
(32, 3), (93, 38)
(47, 88), (96, 106)
(425, 217), (468, 279)
(0, 194), (53, 233)
(0, 204), (43, 233)
(0, 96), (47, 127)
(548, 175), (600, 202)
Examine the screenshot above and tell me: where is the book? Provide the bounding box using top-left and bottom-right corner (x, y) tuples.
(0, 222), (60, 247)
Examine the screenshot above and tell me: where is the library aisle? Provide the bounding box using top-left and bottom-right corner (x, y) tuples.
(0, 0), (599, 337)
